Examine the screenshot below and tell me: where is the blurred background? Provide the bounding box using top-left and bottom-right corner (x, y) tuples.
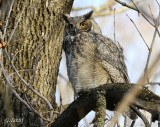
(57, 0), (160, 126)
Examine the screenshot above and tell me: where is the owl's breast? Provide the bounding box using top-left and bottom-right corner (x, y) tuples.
(64, 33), (111, 93)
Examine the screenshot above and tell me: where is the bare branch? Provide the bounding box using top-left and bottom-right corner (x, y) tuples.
(148, 5), (156, 25)
(144, 29), (157, 74)
(24, 94), (51, 122)
(4, 49), (54, 121)
(9, 68), (41, 77)
(2, 0), (15, 41)
(57, 77), (64, 115)
(28, 45), (44, 86)
(126, 14), (149, 50)
(146, 82), (160, 85)
(11, 49), (24, 62)
(0, 61), (32, 111)
(7, 0), (28, 44)
(130, 0), (154, 27)
(108, 53), (160, 126)
(114, 0), (138, 12)
(113, 8), (116, 43)
(130, 105), (150, 127)
(130, 120), (136, 127)
(1, 0), (54, 121)
(72, 6), (94, 11)
(72, 0), (143, 18)
(115, 0), (160, 38)
(73, 1), (116, 13)
(52, 83), (160, 127)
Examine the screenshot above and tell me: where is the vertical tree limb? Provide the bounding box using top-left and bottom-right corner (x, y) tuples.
(94, 90), (106, 127)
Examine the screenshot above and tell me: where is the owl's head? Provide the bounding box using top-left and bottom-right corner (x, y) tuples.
(62, 11), (101, 36)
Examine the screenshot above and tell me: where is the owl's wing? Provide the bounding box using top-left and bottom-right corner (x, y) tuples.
(95, 34), (130, 83)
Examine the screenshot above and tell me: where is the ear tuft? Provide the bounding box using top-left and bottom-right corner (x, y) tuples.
(84, 11), (93, 20)
(62, 14), (70, 23)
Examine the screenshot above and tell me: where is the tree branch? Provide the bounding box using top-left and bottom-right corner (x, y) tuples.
(130, 105), (150, 127)
(114, 0), (138, 12)
(51, 90), (98, 127)
(109, 53), (160, 126)
(52, 83), (160, 127)
(93, 90), (106, 127)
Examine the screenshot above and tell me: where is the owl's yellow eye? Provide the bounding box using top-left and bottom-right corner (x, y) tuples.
(80, 22), (86, 27)
(80, 21), (91, 30)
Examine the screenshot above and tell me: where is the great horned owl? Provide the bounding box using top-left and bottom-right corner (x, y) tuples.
(62, 11), (137, 122)
(62, 11), (129, 94)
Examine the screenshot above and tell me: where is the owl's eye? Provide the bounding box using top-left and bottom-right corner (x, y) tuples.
(69, 24), (73, 30)
(80, 21), (91, 30)
(80, 22), (86, 27)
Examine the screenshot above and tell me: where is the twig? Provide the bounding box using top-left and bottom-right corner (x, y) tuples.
(145, 82), (160, 85)
(7, 0), (28, 44)
(144, 29), (157, 74)
(113, 8), (116, 43)
(0, 31), (2, 57)
(130, 105), (150, 127)
(114, 0), (138, 12)
(116, 0), (160, 36)
(156, 0), (160, 13)
(158, 112), (160, 127)
(130, 0), (155, 27)
(130, 120), (136, 127)
(126, 14), (149, 50)
(59, 94), (63, 115)
(155, 0), (160, 38)
(57, 77), (64, 115)
(2, 0), (15, 41)
(116, 0), (160, 37)
(11, 49), (24, 62)
(40, 119), (45, 127)
(24, 94), (51, 122)
(108, 53), (160, 126)
(124, 115), (127, 127)
(9, 68), (41, 77)
(133, 1), (160, 37)
(72, 6), (94, 11)
(1, 0), (53, 120)
(0, 61), (32, 111)
(5, 49), (54, 120)
(156, 0), (160, 26)
(148, 5), (156, 25)
(73, 1), (115, 13)
(72, 0), (143, 18)
(52, 82), (160, 126)
(28, 45), (44, 86)
(41, 109), (59, 115)
(117, 120), (122, 127)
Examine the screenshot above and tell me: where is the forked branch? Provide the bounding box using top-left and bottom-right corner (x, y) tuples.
(52, 83), (160, 127)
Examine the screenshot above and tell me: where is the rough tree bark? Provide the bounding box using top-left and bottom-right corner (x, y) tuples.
(0, 0), (74, 126)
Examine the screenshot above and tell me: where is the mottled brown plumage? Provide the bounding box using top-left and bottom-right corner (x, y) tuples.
(62, 11), (137, 121)
(63, 11), (129, 94)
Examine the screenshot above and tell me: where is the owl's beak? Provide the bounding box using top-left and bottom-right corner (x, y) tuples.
(70, 27), (78, 35)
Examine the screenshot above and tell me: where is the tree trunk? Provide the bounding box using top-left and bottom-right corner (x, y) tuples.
(0, 0), (74, 126)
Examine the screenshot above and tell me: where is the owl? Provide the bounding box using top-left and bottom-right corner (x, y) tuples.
(62, 11), (137, 122)
(62, 11), (129, 94)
